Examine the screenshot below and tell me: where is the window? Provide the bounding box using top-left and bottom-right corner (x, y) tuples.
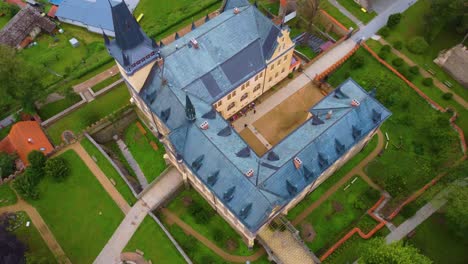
(218, 100), (222, 107)
(254, 84), (261, 92)
(281, 68), (285, 73)
(284, 56), (288, 62)
(227, 102), (235, 111)
(275, 72), (279, 78)
(232, 91), (236, 97)
(255, 75), (258, 81)
(246, 81), (250, 87)
(260, 72), (263, 77)
(270, 64), (274, 70)
(282, 44), (285, 50)
(240, 93), (248, 101)
(277, 60), (281, 66)
(241, 84), (245, 91)
(269, 77), (272, 82)
(227, 94), (232, 100)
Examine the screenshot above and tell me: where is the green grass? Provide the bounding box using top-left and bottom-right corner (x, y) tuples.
(0, 123), (13, 140)
(124, 216), (186, 264)
(256, 0), (280, 16)
(104, 140), (138, 179)
(12, 211), (57, 263)
(27, 150), (124, 263)
(0, 183), (17, 207)
(320, 0), (358, 30)
(383, 0), (468, 101)
(288, 135), (378, 220)
(299, 176), (380, 253)
(91, 74), (122, 93)
(46, 83), (130, 144)
(0, 15), (10, 29)
(165, 188), (259, 256)
(336, 0), (377, 24)
(37, 93), (82, 120)
(407, 211), (468, 264)
(295, 45), (318, 60)
(80, 138), (137, 205)
(123, 121), (167, 183)
(328, 48), (461, 201)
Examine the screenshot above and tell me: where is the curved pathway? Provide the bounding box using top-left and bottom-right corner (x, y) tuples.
(0, 194), (71, 264)
(161, 208), (266, 263)
(292, 129), (384, 225)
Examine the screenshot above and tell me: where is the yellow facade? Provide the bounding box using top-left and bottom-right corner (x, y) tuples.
(116, 60), (157, 93)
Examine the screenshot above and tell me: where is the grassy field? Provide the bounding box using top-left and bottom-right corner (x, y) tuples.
(407, 211), (468, 264)
(27, 150), (124, 263)
(0, 15), (10, 29)
(91, 74), (122, 93)
(336, 0), (377, 24)
(123, 121), (167, 183)
(37, 93), (82, 121)
(288, 135), (378, 220)
(328, 48), (461, 201)
(0, 183), (17, 207)
(80, 138), (137, 205)
(383, 0), (468, 101)
(299, 176), (380, 253)
(320, 0), (358, 30)
(165, 188), (259, 256)
(12, 211), (57, 263)
(124, 216), (186, 263)
(46, 83), (130, 144)
(295, 44), (318, 60)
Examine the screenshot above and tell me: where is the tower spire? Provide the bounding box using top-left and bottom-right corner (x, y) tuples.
(185, 95), (196, 121)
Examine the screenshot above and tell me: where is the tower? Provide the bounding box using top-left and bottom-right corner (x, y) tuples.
(104, 0), (159, 92)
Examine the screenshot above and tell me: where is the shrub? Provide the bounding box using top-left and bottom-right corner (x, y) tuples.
(381, 45), (391, 53)
(378, 26), (390, 37)
(378, 50), (389, 60)
(407, 36), (429, 54)
(287, 72), (294, 79)
(27, 151), (46, 172)
(44, 157), (70, 182)
(422, 77), (433, 87)
(442, 92), (453, 100)
(13, 168), (40, 200)
(392, 58), (404, 67)
(351, 55), (365, 69)
(0, 152), (15, 178)
(393, 40), (403, 50)
(387, 13), (402, 28)
(409, 65), (419, 75)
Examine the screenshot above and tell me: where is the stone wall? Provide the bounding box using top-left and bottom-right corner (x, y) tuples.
(90, 109), (137, 143)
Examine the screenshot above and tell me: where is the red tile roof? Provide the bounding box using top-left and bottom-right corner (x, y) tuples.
(0, 121), (53, 165)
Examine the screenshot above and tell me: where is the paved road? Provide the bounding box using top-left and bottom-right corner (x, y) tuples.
(116, 139), (149, 188)
(328, 0), (363, 28)
(352, 0), (418, 41)
(94, 167), (183, 264)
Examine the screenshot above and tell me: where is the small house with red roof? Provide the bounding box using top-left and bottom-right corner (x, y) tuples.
(0, 121), (54, 167)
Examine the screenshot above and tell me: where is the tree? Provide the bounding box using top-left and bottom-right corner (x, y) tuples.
(351, 55), (365, 69)
(360, 238), (432, 264)
(378, 26), (390, 37)
(13, 168), (40, 200)
(424, 0), (467, 42)
(406, 37), (429, 54)
(445, 185), (468, 239)
(422, 77), (433, 87)
(442, 92), (453, 100)
(0, 152), (15, 178)
(393, 40), (403, 50)
(387, 13), (402, 28)
(44, 157), (70, 182)
(296, 0), (320, 43)
(0, 45), (44, 113)
(27, 151), (46, 172)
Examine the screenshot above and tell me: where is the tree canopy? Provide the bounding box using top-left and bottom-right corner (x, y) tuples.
(424, 0), (468, 42)
(0, 45), (43, 113)
(0, 152), (16, 178)
(360, 238), (432, 264)
(446, 184), (468, 239)
(44, 157), (70, 182)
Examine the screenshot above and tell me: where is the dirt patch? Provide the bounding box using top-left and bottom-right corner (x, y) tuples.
(253, 83), (324, 146)
(182, 196), (193, 207)
(300, 223), (316, 242)
(239, 128), (268, 156)
(225, 238), (239, 252)
(332, 200), (344, 213)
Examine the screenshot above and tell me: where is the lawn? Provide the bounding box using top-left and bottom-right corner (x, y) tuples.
(27, 150), (124, 263)
(91, 74), (122, 93)
(295, 44), (318, 60)
(0, 123), (13, 140)
(0, 15), (10, 29)
(383, 0), (468, 101)
(0, 183), (17, 207)
(80, 138), (137, 205)
(11, 211), (57, 263)
(288, 135), (378, 220)
(407, 211), (468, 264)
(336, 0), (377, 24)
(298, 176), (380, 253)
(164, 188), (259, 256)
(124, 216), (186, 264)
(320, 0), (358, 30)
(327, 48), (461, 201)
(46, 83), (130, 145)
(37, 93), (82, 121)
(123, 121), (167, 183)
(256, 0), (280, 16)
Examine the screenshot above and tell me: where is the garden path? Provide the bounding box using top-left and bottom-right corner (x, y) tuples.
(292, 129), (384, 225)
(116, 139), (149, 188)
(0, 192), (71, 264)
(54, 144), (131, 214)
(161, 208), (267, 263)
(377, 38), (468, 109)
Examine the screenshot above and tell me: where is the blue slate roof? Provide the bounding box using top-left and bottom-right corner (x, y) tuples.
(131, 3), (391, 232)
(49, 0), (63, 5)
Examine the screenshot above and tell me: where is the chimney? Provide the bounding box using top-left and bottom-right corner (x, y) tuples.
(233, 7), (240, 14)
(190, 38), (199, 49)
(326, 110), (333, 120)
(351, 99), (360, 107)
(293, 157), (302, 169)
(245, 169), (254, 177)
(27, 138), (33, 144)
(200, 121), (209, 130)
